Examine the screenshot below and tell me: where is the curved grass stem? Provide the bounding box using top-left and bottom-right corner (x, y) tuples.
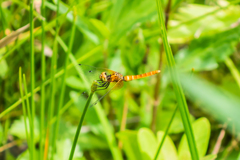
(154, 105), (178, 160)
(155, 0), (199, 159)
(68, 90), (95, 160)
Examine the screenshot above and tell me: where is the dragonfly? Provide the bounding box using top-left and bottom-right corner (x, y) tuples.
(78, 64), (160, 106)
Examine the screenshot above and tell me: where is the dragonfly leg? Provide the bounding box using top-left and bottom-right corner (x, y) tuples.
(96, 82), (110, 91)
(96, 80), (106, 86)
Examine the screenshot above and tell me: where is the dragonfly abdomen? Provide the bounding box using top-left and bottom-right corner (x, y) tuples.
(124, 70), (160, 81)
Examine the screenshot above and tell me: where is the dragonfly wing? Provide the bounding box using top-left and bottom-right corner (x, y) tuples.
(78, 64), (114, 104)
(79, 64), (115, 82)
(90, 80), (123, 106)
(112, 81), (124, 90)
(78, 64), (122, 107)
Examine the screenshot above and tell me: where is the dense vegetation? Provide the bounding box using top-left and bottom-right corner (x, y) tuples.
(0, 0), (240, 159)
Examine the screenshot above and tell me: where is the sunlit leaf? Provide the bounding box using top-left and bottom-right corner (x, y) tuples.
(178, 118), (211, 160)
(116, 130), (142, 160)
(9, 117), (39, 143)
(156, 131), (178, 160)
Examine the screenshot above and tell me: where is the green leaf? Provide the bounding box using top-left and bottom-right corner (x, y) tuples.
(156, 131), (178, 160)
(45, 1), (100, 44)
(17, 150), (30, 160)
(90, 19), (110, 39)
(0, 124), (3, 143)
(175, 26), (240, 71)
(0, 58), (8, 78)
(178, 117), (211, 160)
(66, 76), (84, 90)
(9, 117), (39, 143)
(180, 73), (240, 134)
(55, 139), (83, 160)
(200, 154), (217, 160)
(116, 130), (142, 160)
(156, 110), (195, 134)
(120, 28), (146, 72)
(168, 4), (240, 43)
(138, 128), (157, 160)
(78, 133), (109, 150)
(110, 0), (157, 44)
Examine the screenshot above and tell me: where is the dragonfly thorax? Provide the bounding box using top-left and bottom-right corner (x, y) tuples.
(99, 72), (108, 82)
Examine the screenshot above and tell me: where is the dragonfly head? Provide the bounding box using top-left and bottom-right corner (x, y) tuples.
(100, 72), (108, 81)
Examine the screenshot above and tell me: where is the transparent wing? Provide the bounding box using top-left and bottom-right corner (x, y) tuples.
(78, 64), (115, 83)
(78, 64), (120, 107)
(90, 80), (124, 106)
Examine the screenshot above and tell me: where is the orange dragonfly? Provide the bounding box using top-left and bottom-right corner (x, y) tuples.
(78, 64), (160, 106)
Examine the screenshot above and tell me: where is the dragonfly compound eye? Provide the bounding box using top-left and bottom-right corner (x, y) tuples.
(99, 72), (108, 81)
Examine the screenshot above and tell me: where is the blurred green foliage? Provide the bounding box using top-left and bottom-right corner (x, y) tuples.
(0, 0), (240, 160)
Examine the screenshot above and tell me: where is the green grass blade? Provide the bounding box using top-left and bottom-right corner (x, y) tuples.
(40, 0), (46, 159)
(18, 68), (30, 152)
(0, 46), (102, 119)
(155, 0), (199, 159)
(225, 57), (240, 89)
(154, 105), (178, 160)
(47, 0), (60, 157)
(23, 74), (34, 159)
(51, 7), (77, 159)
(0, 0), (7, 39)
(29, 0), (36, 157)
(68, 92), (94, 160)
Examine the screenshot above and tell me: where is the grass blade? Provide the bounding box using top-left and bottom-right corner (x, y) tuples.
(0, 46), (102, 119)
(47, 0), (60, 157)
(23, 74), (34, 159)
(18, 68), (30, 153)
(40, 0), (46, 159)
(155, 0), (199, 159)
(154, 105), (178, 160)
(29, 0), (35, 157)
(51, 7), (77, 159)
(68, 81), (98, 160)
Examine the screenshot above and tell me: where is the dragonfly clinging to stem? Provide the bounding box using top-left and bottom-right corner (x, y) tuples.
(79, 64), (160, 106)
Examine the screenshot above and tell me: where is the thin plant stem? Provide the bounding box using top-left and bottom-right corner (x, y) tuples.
(23, 74), (34, 160)
(225, 57), (240, 89)
(40, 0), (46, 159)
(47, 0), (60, 157)
(0, 0), (7, 52)
(29, 0), (35, 157)
(151, 0), (171, 132)
(154, 105), (178, 160)
(0, 0), (77, 63)
(18, 68), (30, 152)
(155, 0), (199, 159)
(68, 92), (94, 160)
(51, 7), (77, 159)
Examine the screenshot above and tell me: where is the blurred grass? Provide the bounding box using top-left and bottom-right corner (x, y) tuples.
(18, 68), (29, 154)
(47, 0), (60, 158)
(0, 0), (240, 159)
(22, 73), (34, 159)
(155, 0), (199, 159)
(69, 91), (94, 160)
(40, 0), (46, 158)
(51, 6), (76, 160)
(29, 0), (36, 157)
